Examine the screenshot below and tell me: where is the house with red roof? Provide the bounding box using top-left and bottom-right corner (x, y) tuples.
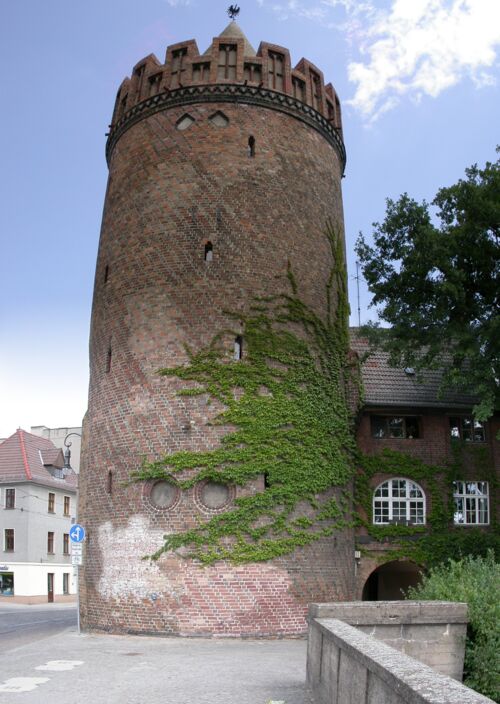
(351, 330), (499, 600)
(0, 429), (78, 602)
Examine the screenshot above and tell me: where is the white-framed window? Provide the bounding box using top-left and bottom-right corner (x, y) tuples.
(373, 478), (426, 525)
(453, 481), (489, 525)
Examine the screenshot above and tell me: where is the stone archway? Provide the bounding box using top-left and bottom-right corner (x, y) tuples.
(362, 560), (423, 601)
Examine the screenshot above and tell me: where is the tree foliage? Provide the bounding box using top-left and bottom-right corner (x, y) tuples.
(356, 151), (500, 420)
(407, 551), (500, 701)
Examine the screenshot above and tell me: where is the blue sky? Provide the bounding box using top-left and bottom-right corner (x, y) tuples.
(0, 0), (498, 437)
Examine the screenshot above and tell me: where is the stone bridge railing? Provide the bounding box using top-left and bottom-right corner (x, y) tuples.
(306, 602), (494, 704)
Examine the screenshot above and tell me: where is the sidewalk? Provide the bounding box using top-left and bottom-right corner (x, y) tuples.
(0, 625), (312, 704)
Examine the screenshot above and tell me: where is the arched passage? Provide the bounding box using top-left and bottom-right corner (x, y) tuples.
(362, 560), (423, 601)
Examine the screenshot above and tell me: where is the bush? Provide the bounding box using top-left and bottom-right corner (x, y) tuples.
(406, 550), (500, 701)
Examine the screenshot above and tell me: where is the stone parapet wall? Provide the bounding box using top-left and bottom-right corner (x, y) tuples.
(309, 601), (468, 679)
(307, 617), (494, 704)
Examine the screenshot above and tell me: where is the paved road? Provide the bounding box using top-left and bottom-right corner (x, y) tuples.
(0, 606), (311, 703)
(0, 604), (76, 653)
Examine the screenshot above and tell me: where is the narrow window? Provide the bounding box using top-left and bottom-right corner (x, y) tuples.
(264, 471), (271, 488)
(104, 265), (109, 284)
(218, 44), (237, 80)
(63, 533), (70, 555)
(171, 47), (188, 88)
(118, 94), (128, 119)
(134, 65), (145, 99)
(63, 573), (70, 595)
(310, 72), (321, 110)
(48, 492), (55, 513)
(292, 76), (305, 102)
(47, 531), (54, 554)
(192, 62), (210, 83)
(234, 335), (243, 360)
(148, 72), (163, 96)
(204, 241), (213, 262)
(4, 529), (14, 552)
(326, 99), (335, 122)
(63, 496), (70, 516)
(5, 488), (15, 509)
(248, 136), (255, 157)
(268, 51), (284, 91)
(107, 470), (113, 494)
(453, 481), (489, 525)
(106, 346), (112, 373)
(244, 63), (261, 84)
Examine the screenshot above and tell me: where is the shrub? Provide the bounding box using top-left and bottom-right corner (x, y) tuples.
(407, 550), (499, 701)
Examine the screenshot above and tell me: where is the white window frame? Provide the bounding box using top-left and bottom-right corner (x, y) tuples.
(373, 478), (426, 525)
(453, 481), (489, 525)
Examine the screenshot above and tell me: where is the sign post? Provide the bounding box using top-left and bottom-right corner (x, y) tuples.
(69, 524), (85, 635)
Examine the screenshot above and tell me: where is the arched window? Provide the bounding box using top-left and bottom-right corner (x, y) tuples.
(248, 136), (255, 157)
(204, 241), (213, 262)
(234, 335), (243, 360)
(373, 478), (425, 525)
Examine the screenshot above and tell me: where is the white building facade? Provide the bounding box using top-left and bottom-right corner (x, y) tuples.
(0, 430), (78, 603)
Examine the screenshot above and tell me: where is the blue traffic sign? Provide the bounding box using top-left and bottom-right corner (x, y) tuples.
(69, 524), (86, 543)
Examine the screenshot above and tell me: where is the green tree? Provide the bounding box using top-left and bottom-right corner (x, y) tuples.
(406, 552), (500, 701)
(356, 151), (500, 421)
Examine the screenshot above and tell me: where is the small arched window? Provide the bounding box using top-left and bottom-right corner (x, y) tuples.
(248, 136), (255, 157)
(204, 241), (213, 262)
(234, 335), (243, 360)
(104, 265), (109, 283)
(107, 470), (113, 494)
(373, 478), (425, 525)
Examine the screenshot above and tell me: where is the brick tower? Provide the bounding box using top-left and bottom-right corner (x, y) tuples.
(79, 21), (354, 636)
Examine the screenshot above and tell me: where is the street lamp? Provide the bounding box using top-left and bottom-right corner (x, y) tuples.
(63, 432), (81, 471)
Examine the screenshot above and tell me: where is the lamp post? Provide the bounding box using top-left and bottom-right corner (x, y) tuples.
(63, 432), (82, 634)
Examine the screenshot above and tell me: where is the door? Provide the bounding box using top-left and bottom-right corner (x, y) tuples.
(47, 573), (54, 602)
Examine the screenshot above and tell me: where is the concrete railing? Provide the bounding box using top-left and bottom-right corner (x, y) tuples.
(307, 617), (494, 704)
(308, 601), (468, 679)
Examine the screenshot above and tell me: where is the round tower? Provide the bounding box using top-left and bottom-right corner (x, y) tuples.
(79, 21), (355, 637)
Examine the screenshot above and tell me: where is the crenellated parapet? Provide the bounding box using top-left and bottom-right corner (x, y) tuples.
(107, 22), (344, 166)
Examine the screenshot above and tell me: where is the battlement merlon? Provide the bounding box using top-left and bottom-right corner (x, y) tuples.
(110, 22), (343, 134)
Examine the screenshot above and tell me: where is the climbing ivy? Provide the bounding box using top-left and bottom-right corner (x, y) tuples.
(356, 444), (499, 567)
(132, 222), (359, 564)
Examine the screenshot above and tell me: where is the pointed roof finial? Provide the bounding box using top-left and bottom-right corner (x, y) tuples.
(227, 4), (240, 20)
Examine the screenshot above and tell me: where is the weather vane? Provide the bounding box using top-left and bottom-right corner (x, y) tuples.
(227, 4), (240, 20)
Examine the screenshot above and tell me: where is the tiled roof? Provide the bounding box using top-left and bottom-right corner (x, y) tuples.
(0, 429), (78, 490)
(350, 329), (478, 409)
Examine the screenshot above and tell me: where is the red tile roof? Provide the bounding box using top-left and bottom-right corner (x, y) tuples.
(350, 329), (478, 409)
(0, 429), (78, 490)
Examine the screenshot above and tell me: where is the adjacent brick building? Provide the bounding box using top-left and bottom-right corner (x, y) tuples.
(79, 21), (353, 637)
(351, 331), (499, 600)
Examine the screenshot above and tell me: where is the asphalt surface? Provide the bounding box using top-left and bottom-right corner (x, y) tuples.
(0, 604), (77, 653)
(0, 604), (312, 704)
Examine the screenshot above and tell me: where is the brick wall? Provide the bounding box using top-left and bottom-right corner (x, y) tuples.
(79, 46), (354, 636)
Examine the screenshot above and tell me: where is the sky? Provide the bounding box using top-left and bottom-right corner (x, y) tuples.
(0, 0), (498, 438)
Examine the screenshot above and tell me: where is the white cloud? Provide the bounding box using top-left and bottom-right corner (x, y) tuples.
(166, 0), (191, 6)
(258, 0), (500, 121)
(346, 0), (500, 121)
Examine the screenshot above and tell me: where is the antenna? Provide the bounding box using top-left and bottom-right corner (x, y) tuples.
(355, 260), (361, 327)
(227, 4), (241, 20)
